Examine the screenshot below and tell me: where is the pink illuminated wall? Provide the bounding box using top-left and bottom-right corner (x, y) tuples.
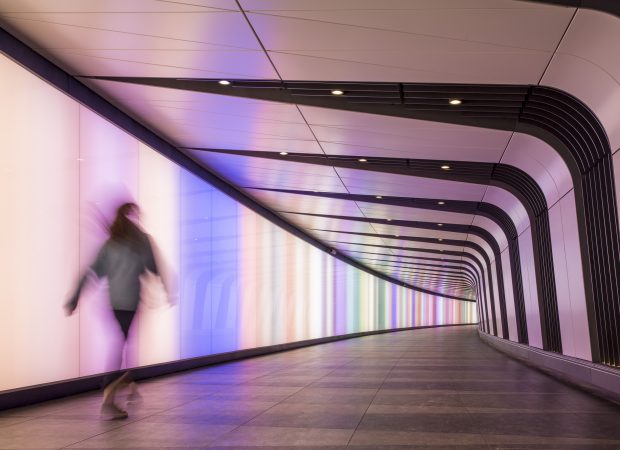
(0, 53), (477, 392)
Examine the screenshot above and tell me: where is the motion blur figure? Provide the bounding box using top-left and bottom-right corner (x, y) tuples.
(65, 202), (172, 420)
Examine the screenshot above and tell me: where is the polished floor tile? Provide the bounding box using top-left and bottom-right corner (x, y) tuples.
(1, 325), (619, 449)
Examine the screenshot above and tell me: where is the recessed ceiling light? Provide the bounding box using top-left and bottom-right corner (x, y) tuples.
(218, 80), (231, 85)
(395, 234), (399, 237)
(279, 152), (289, 155)
(438, 201), (445, 205)
(376, 195), (383, 199)
(358, 158), (368, 162)
(440, 165), (450, 170)
(438, 238), (443, 241)
(387, 219), (392, 221)
(437, 223), (443, 227)
(449, 99), (462, 105)
(331, 89), (344, 95)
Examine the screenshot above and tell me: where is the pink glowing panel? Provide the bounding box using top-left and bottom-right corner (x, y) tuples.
(136, 144), (181, 366)
(243, 0), (570, 53)
(543, 9), (620, 151)
(502, 133), (572, 206)
(483, 187), (529, 236)
(560, 192), (591, 360)
(548, 201), (575, 357)
(0, 55), (80, 390)
(518, 229), (543, 349)
(78, 106), (140, 376)
(471, 216), (508, 252)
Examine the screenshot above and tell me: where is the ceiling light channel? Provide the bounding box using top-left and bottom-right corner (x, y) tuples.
(218, 80), (231, 86)
(449, 99), (462, 105)
(331, 89), (344, 95)
(279, 152), (289, 156)
(440, 165), (450, 170)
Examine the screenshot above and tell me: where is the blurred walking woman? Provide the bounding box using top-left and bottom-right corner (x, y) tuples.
(65, 202), (169, 419)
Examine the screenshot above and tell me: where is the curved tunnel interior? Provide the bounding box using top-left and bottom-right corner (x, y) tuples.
(1, 0), (620, 439)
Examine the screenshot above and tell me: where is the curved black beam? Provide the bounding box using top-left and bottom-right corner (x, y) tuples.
(201, 148), (555, 348)
(323, 228), (502, 336)
(261, 187), (528, 342)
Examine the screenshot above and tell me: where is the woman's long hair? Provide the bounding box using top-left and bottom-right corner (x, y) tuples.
(109, 202), (141, 243)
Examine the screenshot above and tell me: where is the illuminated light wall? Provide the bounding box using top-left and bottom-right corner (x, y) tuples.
(0, 53), (477, 392)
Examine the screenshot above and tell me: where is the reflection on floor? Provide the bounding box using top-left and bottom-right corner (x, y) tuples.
(1, 325), (619, 449)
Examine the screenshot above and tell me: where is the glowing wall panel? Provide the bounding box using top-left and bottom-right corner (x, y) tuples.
(0, 53), (476, 393)
(0, 55), (80, 390)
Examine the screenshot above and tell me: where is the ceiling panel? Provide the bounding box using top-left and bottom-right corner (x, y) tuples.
(471, 216), (508, 252)
(501, 133), (573, 206)
(189, 153), (346, 193)
(245, 4), (572, 51)
(543, 9), (620, 152)
(248, 191), (362, 217)
(0, 0), (238, 13)
(335, 168), (488, 200)
(83, 80), (316, 151)
(300, 105), (512, 162)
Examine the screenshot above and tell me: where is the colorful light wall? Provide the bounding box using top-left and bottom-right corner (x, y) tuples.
(0, 53), (477, 392)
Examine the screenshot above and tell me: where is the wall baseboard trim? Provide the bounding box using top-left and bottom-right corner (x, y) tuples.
(0, 323), (475, 411)
(479, 330), (620, 404)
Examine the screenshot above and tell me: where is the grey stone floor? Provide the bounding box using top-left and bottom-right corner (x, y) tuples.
(1, 325), (619, 449)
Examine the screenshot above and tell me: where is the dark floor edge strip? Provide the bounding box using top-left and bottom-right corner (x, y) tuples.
(478, 330), (620, 405)
(0, 323), (476, 411)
